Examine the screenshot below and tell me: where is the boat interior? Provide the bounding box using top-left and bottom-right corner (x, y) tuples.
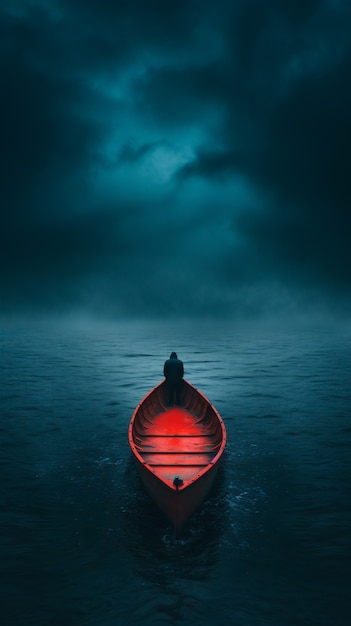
(131, 381), (224, 485)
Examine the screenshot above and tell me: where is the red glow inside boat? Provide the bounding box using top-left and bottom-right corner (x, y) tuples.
(136, 407), (219, 485)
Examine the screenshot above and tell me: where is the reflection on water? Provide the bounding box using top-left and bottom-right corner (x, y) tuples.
(1, 320), (350, 625)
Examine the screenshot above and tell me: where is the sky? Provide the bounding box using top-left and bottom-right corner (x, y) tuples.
(1, 0), (350, 323)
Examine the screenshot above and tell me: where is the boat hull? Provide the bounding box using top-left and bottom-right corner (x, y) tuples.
(128, 379), (226, 536)
(137, 453), (221, 535)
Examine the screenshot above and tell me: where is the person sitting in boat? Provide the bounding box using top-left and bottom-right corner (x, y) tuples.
(163, 352), (184, 405)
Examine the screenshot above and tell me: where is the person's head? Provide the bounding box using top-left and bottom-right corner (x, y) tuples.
(170, 352), (177, 359)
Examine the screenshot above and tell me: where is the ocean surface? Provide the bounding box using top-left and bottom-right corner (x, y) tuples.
(1, 319), (350, 626)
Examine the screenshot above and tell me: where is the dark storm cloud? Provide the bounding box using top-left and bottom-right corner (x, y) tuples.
(176, 148), (241, 181)
(118, 141), (163, 164)
(1, 0), (350, 320)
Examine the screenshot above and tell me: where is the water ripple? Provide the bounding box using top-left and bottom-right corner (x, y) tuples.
(1, 322), (350, 626)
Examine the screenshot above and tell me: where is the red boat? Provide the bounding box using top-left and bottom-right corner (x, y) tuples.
(128, 379), (226, 537)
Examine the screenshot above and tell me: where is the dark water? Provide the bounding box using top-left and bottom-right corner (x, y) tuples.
(1, 319), (350, 626)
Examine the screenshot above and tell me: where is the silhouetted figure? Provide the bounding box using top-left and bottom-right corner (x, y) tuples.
(163, 352), (184, 405)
